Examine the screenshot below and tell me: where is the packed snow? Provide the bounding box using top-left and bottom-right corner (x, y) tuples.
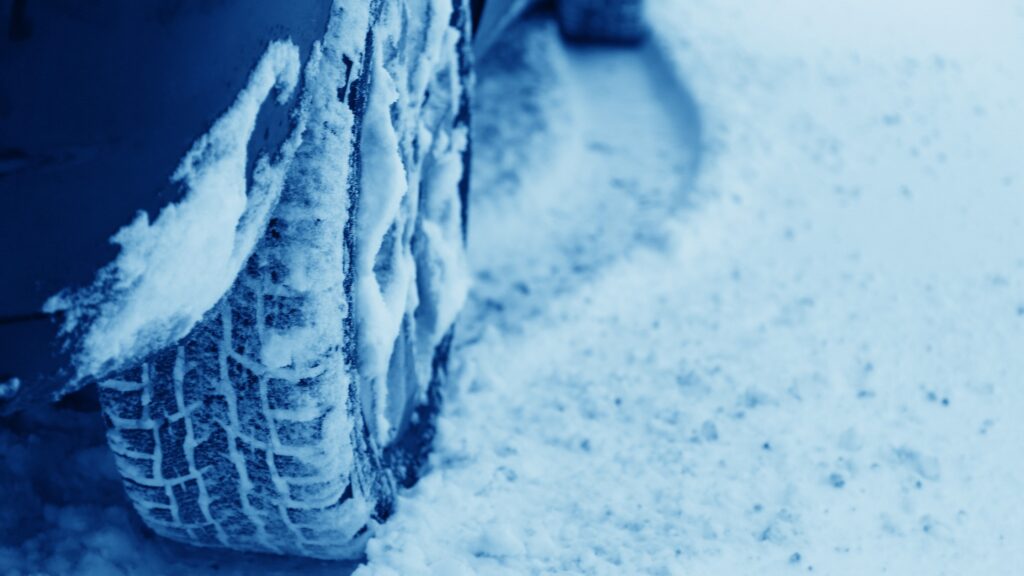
(4, 0), (1024, 573)
(352, 0), (471, 447)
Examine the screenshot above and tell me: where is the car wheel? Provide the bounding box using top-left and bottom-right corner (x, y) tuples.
(98, 0), (472, 559)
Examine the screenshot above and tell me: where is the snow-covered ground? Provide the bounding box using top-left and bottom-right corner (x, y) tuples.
(360, 1), (1024, 573)
(4, 0), (1024, 574)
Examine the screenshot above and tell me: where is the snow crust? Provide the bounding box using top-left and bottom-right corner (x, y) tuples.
(251, 1), (371, 375)
(45, 41), (303, 385)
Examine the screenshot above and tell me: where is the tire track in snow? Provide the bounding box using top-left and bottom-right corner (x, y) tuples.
(465, 17), (701, 332)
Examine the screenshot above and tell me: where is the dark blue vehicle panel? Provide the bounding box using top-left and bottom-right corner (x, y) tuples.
(0, 0), (332, 402)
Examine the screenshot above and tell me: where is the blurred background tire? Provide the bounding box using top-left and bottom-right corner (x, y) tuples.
(556, 0), (648, 43)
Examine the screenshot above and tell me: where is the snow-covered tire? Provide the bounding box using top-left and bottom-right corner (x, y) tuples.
(556, 0), (647, 43)
(96, 0), (472, 560)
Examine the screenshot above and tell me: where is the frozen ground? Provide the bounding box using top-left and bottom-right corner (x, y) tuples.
(4, 0), (1024, 574)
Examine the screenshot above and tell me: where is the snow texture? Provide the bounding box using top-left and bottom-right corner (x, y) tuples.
(359, 2), (1024, 573)
(4, 0), (1024, 573)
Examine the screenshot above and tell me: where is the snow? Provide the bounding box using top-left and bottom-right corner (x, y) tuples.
(44, 40), (304, 389)
(408, 118), (472, 394)
(358, 1), (1024, 572)
(5, 0), (1024, 573)
(355, 27), (419, 444)
(355, 0), (471, 444)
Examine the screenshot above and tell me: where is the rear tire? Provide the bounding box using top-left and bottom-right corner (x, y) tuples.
(98, 0), (472, 560)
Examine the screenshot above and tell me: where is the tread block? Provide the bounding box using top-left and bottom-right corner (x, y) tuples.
(229, 359), (270, 443)
(190, 396), (229, 444)
(273, 453), (322, 479)
(172, 479), (206, 525)
(262, 250), (289, 286)
(117, 365), (145, 382)
(159, 418), (190, 480)
(149, 349), (180, 419)
(110, 428), (157, 454)
(145, 507), (175, 523)
(266, 217), (289, 243)
(260, 512), (297, 544)
(113, 453), (155, 481)
(194, 426), (236, 485)
(263, 293), (307, 331)
(189, 523), (222, 543)
(230, 285), (259, 356)
(183, 326), (222, 403)
(246, 493), (276, 514)
(99, 387), (145, 420)
(267, 376), (322, 411)
(265, 377), (293, 411)
(123, 479), (171, 506)
(208, 501), (258, 541)
(237, 440), (278, 503)
(275, 412), (328, 447)
(288, 479), (343, 503)
(286, 485), (352, 525)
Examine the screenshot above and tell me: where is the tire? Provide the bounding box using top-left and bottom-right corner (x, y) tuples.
(97, 0), (472, 560)
(556, 0), (647, 44)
